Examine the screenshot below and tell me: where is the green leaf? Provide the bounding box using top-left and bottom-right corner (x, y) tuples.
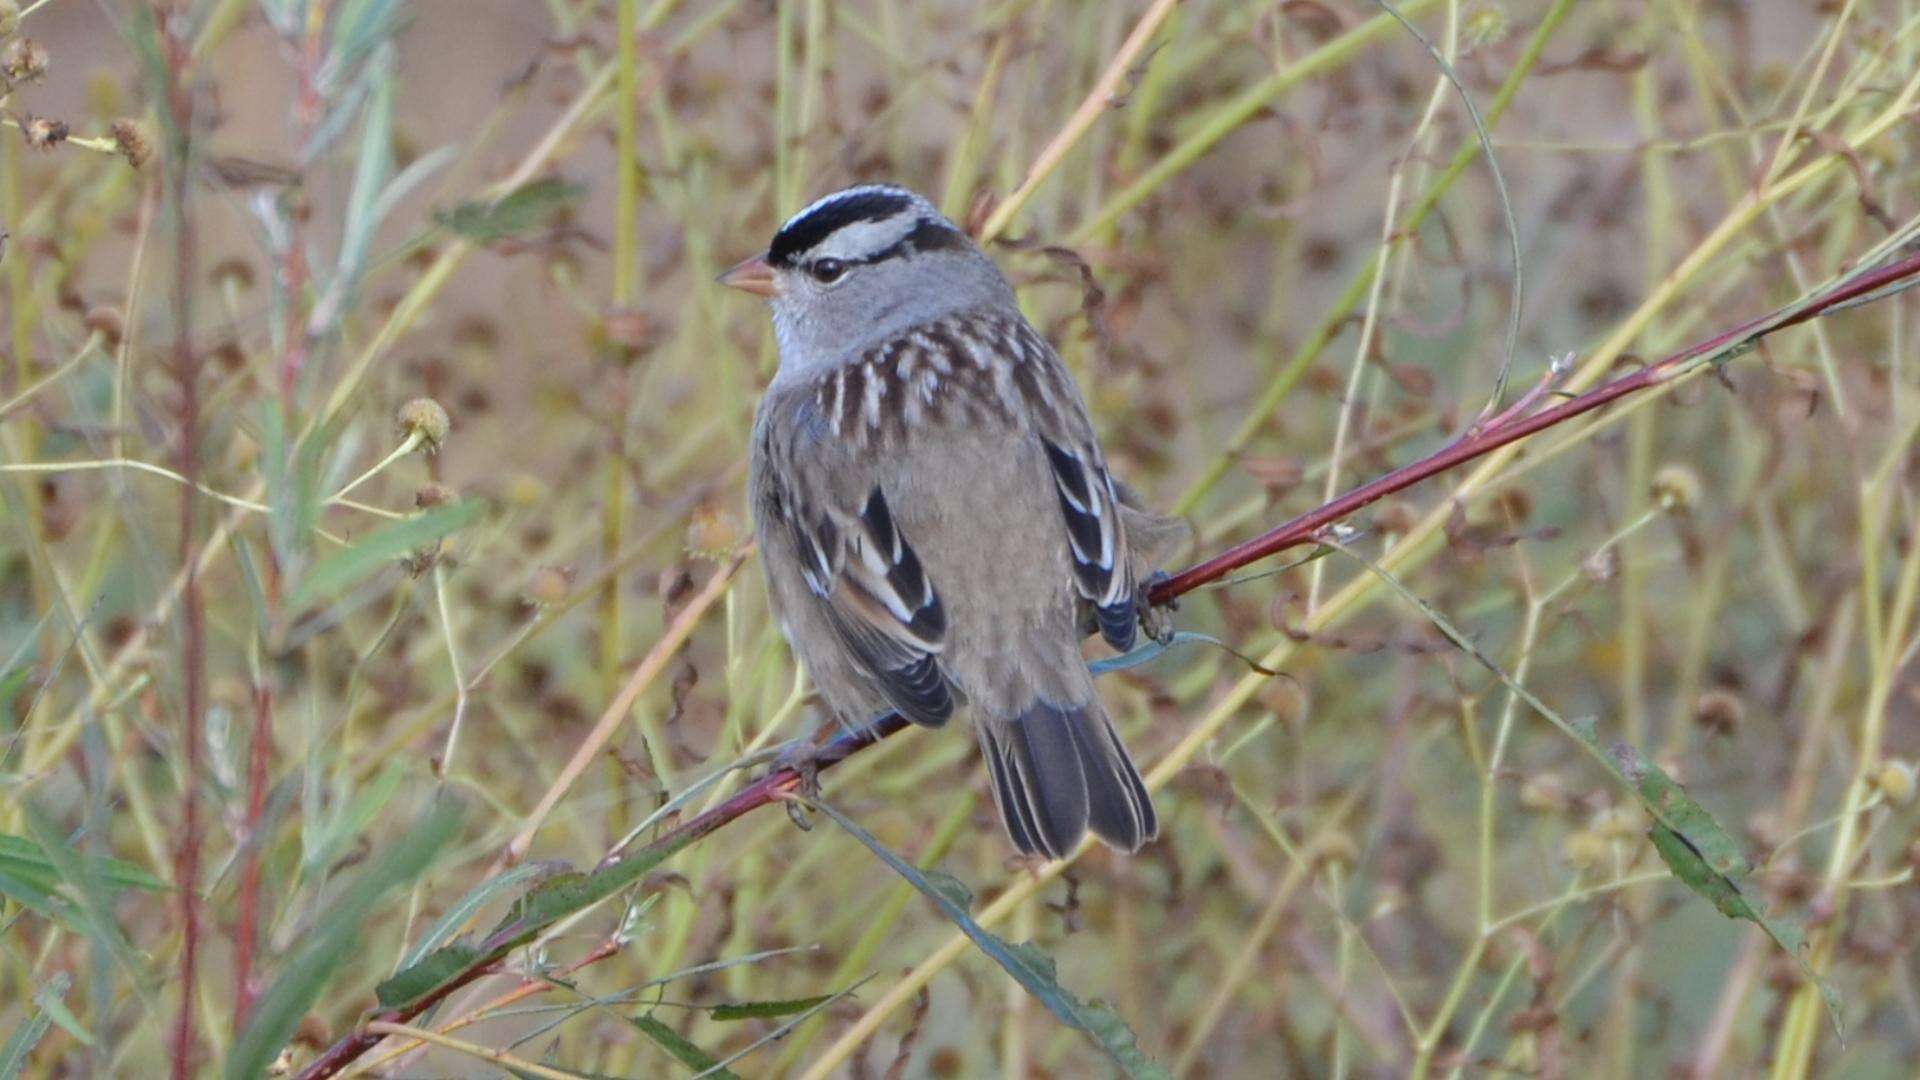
(810, 798), (1169, 1079)
(0, 866), (75, 925)
(1087, 630), (1229, 677)
(626, 1014), (739, 1079)
(435, 178), (585, 243)
(380, 825), (703, 1026)
(226, 795), (465, 1080)
(397, 861), (553, 970)
(290, 500), (482, 608)
(706, 995), (833, 1022)
(0, 992), (55, 1080)
(260, 403), (326, 575)
(31, 973), (91, 1047)
(22, 806), (146, 984)
(1627, 750), (1844, 1038)
(0, 665), (31, 724)
(375, 942), (483, 1011)
(0, 834), (167, 893)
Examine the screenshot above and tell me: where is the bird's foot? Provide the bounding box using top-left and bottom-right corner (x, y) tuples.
(1138, 572), (1177, 645)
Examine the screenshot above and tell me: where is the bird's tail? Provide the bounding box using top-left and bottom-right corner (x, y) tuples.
(979, 701), (1157, 859)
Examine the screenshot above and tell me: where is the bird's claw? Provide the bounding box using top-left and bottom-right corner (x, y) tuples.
(1138, 572), (1177, 645)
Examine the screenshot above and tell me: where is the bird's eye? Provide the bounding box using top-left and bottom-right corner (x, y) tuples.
(809, 258), (848, 284)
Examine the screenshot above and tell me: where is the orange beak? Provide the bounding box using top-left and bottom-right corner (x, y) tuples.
(717, 252), (781, 298)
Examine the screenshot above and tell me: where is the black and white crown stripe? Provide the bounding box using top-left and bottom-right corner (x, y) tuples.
(767, 185), (968, 270)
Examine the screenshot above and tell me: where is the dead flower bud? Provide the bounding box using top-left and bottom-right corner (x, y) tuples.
(1312, 831), (1357, 872)
(1518, 773), (1569, 814)
(3, 37), (48, 82)
(110, 118), (152, 168)
(1562, 830), (1610, 871)
(1373, 499), (1421, 537)
(405, 537), (451, 577)
(599, 307), (657, 359)
(414, 482), (456, 509)
(396, 397), (450, 451)
(1592, 803), (1644, 841)
(209, 258), (256, 293)
(1692, 688), (1743, 736)
(83, 306), (124, 346)
(1873, 760), (1916, 807)
(503, 472), (545, 508)
(524, 565), (574, 607)
(1581, 545), (1618, 584)
(1463, 2), (1510, 49)
(687, 504), (741, 555)
(21, 115), (67, 151)
(1651, 464), (1702, 515)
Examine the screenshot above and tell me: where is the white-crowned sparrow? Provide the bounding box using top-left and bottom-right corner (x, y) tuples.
(721, 184), (1185, 859)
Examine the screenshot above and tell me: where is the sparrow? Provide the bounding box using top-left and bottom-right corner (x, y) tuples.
(721, 184), (1185, 859)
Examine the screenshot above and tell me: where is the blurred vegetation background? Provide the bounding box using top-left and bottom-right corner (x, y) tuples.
(2, 0), (1918, 1076)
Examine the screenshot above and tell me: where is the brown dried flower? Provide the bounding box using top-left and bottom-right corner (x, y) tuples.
(110, 118), (152, 169)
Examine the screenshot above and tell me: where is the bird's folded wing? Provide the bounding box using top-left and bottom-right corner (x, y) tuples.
(778, 477), (955, 726)
(1038, 428), (1138, 651)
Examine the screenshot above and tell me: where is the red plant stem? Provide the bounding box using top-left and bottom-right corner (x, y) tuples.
(231, 681), (274, 1030)
(1150, 246), (1920, 601)
(295, 247), (1920, 1080)
(158, 10), (205, 1077)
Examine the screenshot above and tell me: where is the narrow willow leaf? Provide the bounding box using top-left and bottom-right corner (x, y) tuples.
(0, 997), (54, 1080)
(397, 861), (553, 970)
(290, 500), (482, 607)
(226, 796), (464, 1080)
(381, 828), (698, 1019)
(0, 834), (168, 893)
(0, 866), (74, 925)
(811, 798), (1169, 1079)
(706, 995), (833, 1022)
(435, 178), (585, 243)
(627, 1014), (739, 1079)
(22, 805), (145, 983)
(31, 973), (91, 1047)
(1087, 630), (1226, 676)
(375, 943), (483, 1011)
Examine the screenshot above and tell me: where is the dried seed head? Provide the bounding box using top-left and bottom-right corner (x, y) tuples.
(1373, 499), (1421, 537)
(1464, 2), (1509, 49)
(110, 118), (151, 169)
(1692, 688), (1743, 737)
(3, 37), (47, 82)
(21, 114), (67, 151)
(1873, 760), (1916, 807)
(1651, 464), (1702, 515)
(524, 565), (574, 607)
(1581, 545), (1618, 584)
(405, 537), (450, 577)
(210, 258), (256, 291)
(1493, 487), (1533, 523)
(599, 307), (657, 361)
(1312, 831), (1357, 872)
(83, 305), (124, 346)
(1518, 773), (1569, 814)
(1592, 803), (1644, 841)
(686, 504), (741, 555)
(0, 1), (18, 37)
(1562, 830), (1610, 870)
(396, 397), (450, 451)
(503, 472), (545, 508)
(414, 482), (456, 509)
